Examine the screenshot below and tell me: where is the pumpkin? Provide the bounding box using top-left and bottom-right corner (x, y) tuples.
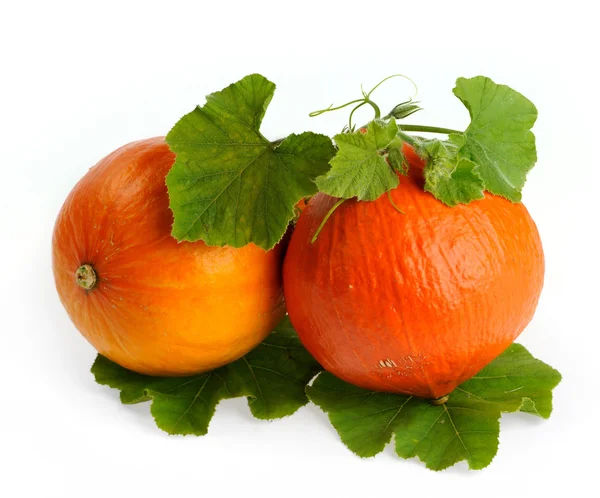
(52, 137), (285, 376)
(283, 144), (544, 399)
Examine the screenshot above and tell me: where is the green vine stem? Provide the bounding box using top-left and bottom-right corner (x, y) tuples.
(398, 124), (461, 135)
(366, 74), (417, 100)
(311, 198), (346, 244)
(309, 99), (365, 118)
(395, 130), (421, 149)
(347, 101), (368, 132)
(310, 74), (418, 132)
(387, 191), (405, 214)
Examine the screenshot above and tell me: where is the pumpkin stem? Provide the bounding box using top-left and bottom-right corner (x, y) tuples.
(76, 264), (97, 290)
(430, 394), (449, 406)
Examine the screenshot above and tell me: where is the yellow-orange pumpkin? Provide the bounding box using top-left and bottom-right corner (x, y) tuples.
(283, 144), (544, 399)
(52, 137), (285, 376)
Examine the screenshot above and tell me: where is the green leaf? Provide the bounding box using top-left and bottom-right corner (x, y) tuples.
(91, 317), (322, 436)
(226, 318), (322, 419)
(316, 119), (400, 201)
(306, 343), (561, 471)
(388, 147), (408, 175)
(166, 74), (335, 249)
(453, 76), (538, 202)
(421, 138), (485, 206)
(459, 343), (562, 419)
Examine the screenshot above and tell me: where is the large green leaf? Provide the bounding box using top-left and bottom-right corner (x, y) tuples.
(92, 317), (322, 435)
(453, 76), (538, 201)
(166, 74), (335, 249)
(307, 343), (561, 471)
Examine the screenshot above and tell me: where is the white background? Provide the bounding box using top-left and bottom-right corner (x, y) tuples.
(1, 0), (598, 496)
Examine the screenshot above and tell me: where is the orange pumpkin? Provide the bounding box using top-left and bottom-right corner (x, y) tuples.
(52, 137), (285, 376)
(283, 144), (544, 399)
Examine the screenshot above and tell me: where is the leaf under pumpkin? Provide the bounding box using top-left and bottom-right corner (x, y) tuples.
(306, 343), (561, 471)
(91, 317), (322, 435)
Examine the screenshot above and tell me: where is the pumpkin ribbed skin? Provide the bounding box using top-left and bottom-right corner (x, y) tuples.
(52, 137), (285, 376)
(283, 145), (544, 398)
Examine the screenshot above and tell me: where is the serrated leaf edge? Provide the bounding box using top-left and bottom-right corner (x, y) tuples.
(305, 344), (561, 470)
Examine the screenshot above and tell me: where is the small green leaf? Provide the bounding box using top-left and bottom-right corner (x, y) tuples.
(306, 343), (561, 471)
(453, 76), (538, 202)
(388, 147), (408, 175)
(316, 119), (400, 201)
(166, 74), (335, 249)
(421, 138), (485, 206)
(91, 317), (322, 436)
